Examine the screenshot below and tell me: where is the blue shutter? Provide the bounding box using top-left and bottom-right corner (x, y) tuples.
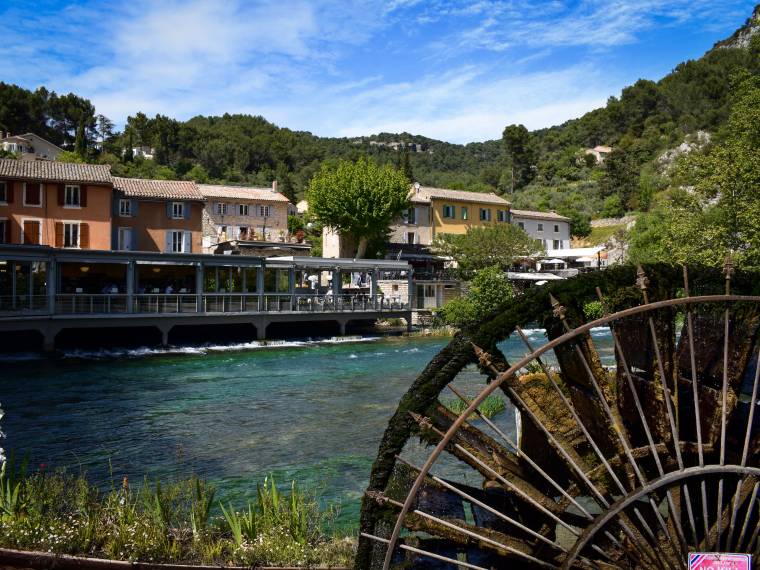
(165, 231), (172, 252)
(131, 199), (139, 216)
(166, 202), (173, 219)
(183, 202), (190, 220)
(183, 231), (192, 253)
(112, 196), (120, 216)
(111, 226), (118, 250)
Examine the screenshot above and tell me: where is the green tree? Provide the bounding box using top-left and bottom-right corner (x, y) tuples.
(400, 145), (414, 183)
(439, 266), (513, 327)
(57, 150), (85, 163)
(502, 124), (537, 192)
(74, 119), (87, 158)
(306, 157), (410, 258)
(559, 208), (592, 238)
(432, 224), (544, 275)
(184, 164), (209, 183)
(628, 74), (760, 268)
(601, 194), (624, 218)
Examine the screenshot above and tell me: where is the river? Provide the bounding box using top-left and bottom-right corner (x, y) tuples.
(0, 329), (614, 529)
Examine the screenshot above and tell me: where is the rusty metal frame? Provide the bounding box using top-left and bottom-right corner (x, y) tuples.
(365, 289), (760, 569)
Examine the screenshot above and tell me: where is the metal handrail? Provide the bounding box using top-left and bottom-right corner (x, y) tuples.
(1, 293), (409, 316)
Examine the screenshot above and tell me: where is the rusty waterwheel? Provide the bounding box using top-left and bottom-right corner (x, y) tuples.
(358, 264), (760, 569)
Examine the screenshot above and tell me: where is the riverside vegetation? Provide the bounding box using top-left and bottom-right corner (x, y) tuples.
(0, 458), (354, 567)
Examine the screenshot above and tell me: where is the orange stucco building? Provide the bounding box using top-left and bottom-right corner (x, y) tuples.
(111, 177), (205, 253)
(0, 159), (113, 250)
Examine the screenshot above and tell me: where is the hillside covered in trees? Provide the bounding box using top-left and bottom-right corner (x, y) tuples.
(0, 4), (757, 227)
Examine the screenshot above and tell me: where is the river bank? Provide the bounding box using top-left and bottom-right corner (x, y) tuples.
(0, 330), (614, 531)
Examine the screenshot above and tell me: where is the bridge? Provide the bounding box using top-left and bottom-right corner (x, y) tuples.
(0, 246), (413, 350)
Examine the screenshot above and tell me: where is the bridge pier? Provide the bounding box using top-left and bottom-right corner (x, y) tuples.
(338, 320), (347, 336)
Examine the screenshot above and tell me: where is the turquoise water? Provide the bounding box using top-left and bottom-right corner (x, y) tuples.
(0, 330), (613, 528)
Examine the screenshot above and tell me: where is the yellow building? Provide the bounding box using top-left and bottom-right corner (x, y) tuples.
(389, 185), (511, 245)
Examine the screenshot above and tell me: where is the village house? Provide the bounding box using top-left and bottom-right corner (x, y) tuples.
(1, 132), (63, 161)
(585, 145), (612, 164)
(112, 177), (205, 253)
(199, 181), (295, 252)
(388, 184), (512, 247)
(0, 158), (113, 249)
(510, 209), (571, 250)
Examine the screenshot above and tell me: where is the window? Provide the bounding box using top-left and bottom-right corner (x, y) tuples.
(442, 204), (455, 219)
(461, 206), (468, 220)
(259, 205), (271, 217)
(170, 230), (185, 252)
(537, 223), (544, 232)
(407, 232), (415, 244)
(215, 203), (227, 215)
(64, 185), (80, 207)
(518, 221), (525, 230)
(553, 239), (562, 249)
(63, 222), (80, 248)
(405, 208), (416, 224)
(0, 219), (7, 243)
(22, 220), (41, 244)
(171, 202), (184, 219)
(238, 204), (249, 216)
(497, 209), (507, 222)
(554, 224), (560, 233)
(24, 183), (42, 206)
(118, 227), (133, 251)
(119, 199), (132, 217)
(0, 181), (6, 203)
(479, 208), (491, 221)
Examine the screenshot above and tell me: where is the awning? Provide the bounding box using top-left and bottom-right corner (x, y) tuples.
(575, 256), (595, 262)
(540, 259), (566, 264)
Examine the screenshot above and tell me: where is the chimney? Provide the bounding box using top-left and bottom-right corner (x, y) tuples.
(414, 182), (421, 194)
(272, 180), (278, 193)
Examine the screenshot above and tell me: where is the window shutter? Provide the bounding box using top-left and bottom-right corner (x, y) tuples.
(55, 222), (64, 247)
(183, 231), (192, 253)
(131, 199), (139, 216)
(79, 223), (90, 248)
(4, 219), (11, 243)
(166, 202), (173, 219)
(6, 182), (13, 204)
(112, 196), (120, 216)
(165, 231), (172, 252)
(111, 226), (118, 250)
(80, 185), (87, 207)
(183, 202), (190, 220)
(58, 184), (65, 206)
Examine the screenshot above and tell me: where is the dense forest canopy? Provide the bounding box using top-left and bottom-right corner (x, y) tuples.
(0, 4), (757, 223)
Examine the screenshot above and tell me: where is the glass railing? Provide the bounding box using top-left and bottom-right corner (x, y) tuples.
(1, 293), (409, 316)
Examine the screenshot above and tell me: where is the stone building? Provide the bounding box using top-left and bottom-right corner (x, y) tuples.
(199, 182), (296, 252)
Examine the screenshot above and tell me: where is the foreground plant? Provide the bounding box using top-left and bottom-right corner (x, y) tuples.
(0, 466), (354, 567)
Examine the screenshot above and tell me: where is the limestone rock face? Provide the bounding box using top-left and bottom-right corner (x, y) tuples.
(713, 4), (760, 50)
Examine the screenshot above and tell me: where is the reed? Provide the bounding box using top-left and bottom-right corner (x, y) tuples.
(0, 465), (354, 567)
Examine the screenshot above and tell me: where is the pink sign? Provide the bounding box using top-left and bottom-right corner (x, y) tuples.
(689, 553), (752, 570)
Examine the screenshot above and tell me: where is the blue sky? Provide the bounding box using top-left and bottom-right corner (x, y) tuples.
(1, 0), (756, 143)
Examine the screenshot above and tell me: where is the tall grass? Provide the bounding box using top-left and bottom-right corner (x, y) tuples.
(442, 394), (507, 419)
(0, 464), (354, 567)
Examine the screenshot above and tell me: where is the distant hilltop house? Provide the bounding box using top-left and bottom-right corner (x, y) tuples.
(367, 140), (430, 153)
(131, 146), (155, 160)
(584, 145), (612, 164)
(0, 132), (63, 161)
(296, 199), (309, 214)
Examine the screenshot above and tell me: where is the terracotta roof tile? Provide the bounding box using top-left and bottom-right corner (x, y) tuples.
(113, 177), (205, 201)
(0, 158), (111, 184)
(510, 209), (570, 222)
(410, 186), (510, 206)
(199, 184), (291, 203)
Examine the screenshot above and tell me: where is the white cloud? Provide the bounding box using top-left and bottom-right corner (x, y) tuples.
(0, 0), (754, 143)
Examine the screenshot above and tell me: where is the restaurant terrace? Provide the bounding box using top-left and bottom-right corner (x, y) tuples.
(0, 245), (412, 350)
